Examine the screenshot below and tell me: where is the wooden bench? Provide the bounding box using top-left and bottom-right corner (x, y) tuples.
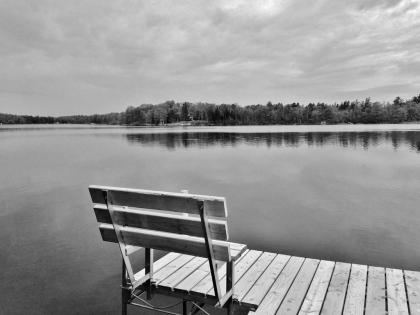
(89, 185), (250, 314)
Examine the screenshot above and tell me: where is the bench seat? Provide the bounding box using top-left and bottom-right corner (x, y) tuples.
(133, 247), (261, 310)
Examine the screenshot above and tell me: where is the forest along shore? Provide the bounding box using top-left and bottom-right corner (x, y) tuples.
(1, 94), (420, 126)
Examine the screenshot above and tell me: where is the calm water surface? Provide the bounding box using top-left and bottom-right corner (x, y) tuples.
(1, 124), (420, 314)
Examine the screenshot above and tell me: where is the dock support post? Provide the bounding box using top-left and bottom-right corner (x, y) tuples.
(226, 260), (235, 315)
(145, 248), (153, 300)
(122, 259), (128, 315)
(183, 300), (188, 315)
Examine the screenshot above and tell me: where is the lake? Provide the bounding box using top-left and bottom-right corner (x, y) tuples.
(1, 124), (420, 314)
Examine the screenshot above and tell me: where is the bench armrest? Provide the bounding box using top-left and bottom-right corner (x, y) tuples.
(229, 242), (247, 261)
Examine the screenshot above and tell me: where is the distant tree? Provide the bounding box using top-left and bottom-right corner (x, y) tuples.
(181, 102), (190, 121)
(393, 96), (403, 106)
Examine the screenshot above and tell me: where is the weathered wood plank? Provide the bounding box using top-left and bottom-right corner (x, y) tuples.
(234, 252), (277, 301)
(386, 268), (409, 315)
(298, 260), (335, 315)
(176, 250), (249, 293)
(343, 264), (367, 315)
(89, 185), (227, 217)
(276, 258), (319, 315)
(241, 254), (290, 308)
(94, 205), (228, 240)
(215, 250), (264, 297)
(134, 252), (181, 281)
(194, 250), (262, 296)
(365, 266), (386, 315)
(250, 256), (305, 314)
(321, 262), (351, 315)
(176, 259), (211, 293)
(99, 224), (235, 261)
(153, 254), (195, 284)
(405, 270), (420, 315)
(158, 257), (207, 289)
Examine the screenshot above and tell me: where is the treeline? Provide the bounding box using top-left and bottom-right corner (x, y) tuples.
(1, 94), (420, 125)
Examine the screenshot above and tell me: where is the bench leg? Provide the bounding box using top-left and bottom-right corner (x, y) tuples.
(183, 300), (188, 315)
(122, 260), (128, 315)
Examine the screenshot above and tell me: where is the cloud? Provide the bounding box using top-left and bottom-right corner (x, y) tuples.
(0, 0), (419, 115)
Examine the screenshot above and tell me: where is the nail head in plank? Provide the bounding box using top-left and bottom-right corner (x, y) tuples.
(321, 262), (351, 315)
(386, 268), (409, 315)
(343, 264), (368, 315)
(365, 266), (386, 315)
(276, 258), (320, 315)
(299, 260), (335, 315)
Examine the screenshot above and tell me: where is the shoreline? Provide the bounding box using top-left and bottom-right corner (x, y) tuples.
(2, 123), (420, 133)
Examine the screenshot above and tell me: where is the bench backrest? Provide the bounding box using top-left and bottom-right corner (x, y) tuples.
(89, 185), (231, 293)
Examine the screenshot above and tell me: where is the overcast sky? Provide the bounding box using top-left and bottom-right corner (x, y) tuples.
(1, 0), (419, 115)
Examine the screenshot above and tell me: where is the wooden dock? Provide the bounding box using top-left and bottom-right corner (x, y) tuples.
(139, 249), (420, 314)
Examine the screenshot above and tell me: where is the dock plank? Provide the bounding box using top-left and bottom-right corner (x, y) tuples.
(404, 270), (420, 315)
(343, 264), (367, 315)
(176, 260), (211, 293)
(234, 252), (277, 300)
(276, 258), (320, 315)
(134, 251), (419, 315)
(365, 266), (386, 315)
(158, 257), (206, 289)
(242, 254), (290, 308)
(134, 252), (181, 281)
(153, 254), (195, 284)
(321, 262), (351, 315)
(250, 256), (305, 314)
(386, 268), (409, 315)
(299, 260), (335, 315)
(206, 250), (263, 296)
(191, 250), (261, 296)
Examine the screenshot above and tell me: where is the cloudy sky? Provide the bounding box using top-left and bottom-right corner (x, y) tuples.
(1, 0), (419, 115)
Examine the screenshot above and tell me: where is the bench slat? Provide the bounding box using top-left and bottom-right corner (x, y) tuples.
(89, 185), (227, 217)
(94, 205), (228, 241)
(176, 259), (212, 293)
(158, 257), (207, 289)
(99, 224), (232, 261)
(153, 254), (195, 284)
(134, 252), (181, 281)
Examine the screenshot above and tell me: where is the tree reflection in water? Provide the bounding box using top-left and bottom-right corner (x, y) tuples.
(126, 131), (420, 152)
